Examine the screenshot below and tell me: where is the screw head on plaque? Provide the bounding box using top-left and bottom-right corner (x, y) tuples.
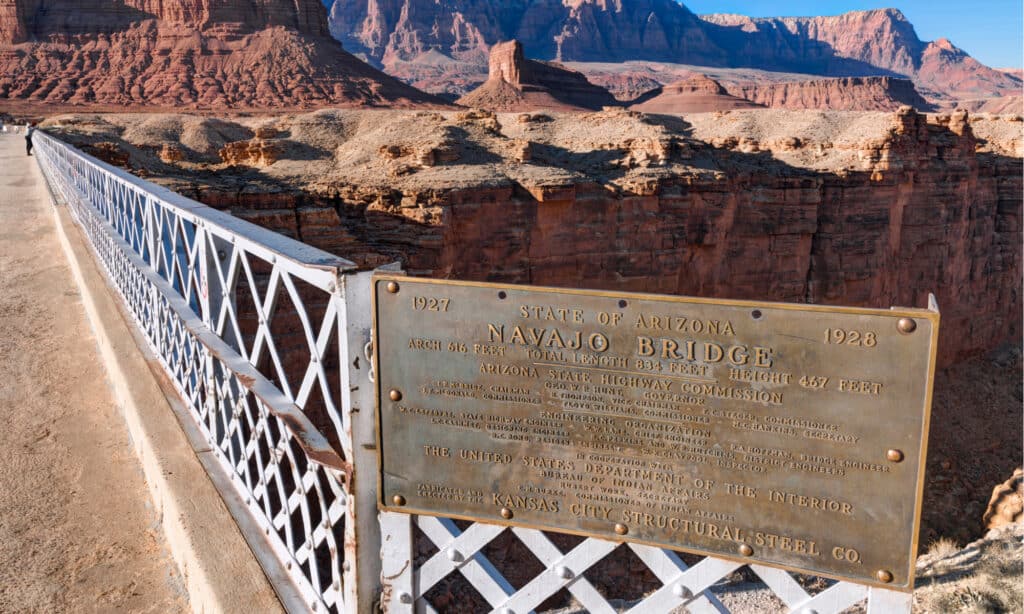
(897, 318), (917, 334)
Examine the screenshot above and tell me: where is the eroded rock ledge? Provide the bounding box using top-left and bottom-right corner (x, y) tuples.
(45, 107), (1023, 366)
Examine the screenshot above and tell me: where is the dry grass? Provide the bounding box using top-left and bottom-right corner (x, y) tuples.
(927, 536), (963, 558)
(915, 524), (1023, 614)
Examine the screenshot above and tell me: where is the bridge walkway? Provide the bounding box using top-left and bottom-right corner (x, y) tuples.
(0, 135), (188, 612)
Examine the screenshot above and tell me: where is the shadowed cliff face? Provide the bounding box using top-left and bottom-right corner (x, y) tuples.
(326, 1), (1021, 102)
(45, 107), (1023, 368)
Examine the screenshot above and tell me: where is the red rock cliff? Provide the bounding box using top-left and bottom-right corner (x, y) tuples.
(0, 0), (444, 108)
(0, 0), (330, 42)
(49, 108), (1023, 367)
(458, 40), (620, 111)
(702, 10), (1021, 101)
(327, 1), (1021, 102)
(725, 77), (932, 111)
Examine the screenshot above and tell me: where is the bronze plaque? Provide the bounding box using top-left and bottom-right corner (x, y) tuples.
(372, 276), (939, 590)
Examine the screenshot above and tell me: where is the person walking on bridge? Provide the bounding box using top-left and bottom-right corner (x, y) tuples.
(25, 123), (34, 156)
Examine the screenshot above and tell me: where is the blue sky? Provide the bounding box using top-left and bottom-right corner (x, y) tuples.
(684, 1), (1023, 68)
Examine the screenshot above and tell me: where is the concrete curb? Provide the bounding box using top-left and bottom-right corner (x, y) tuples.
(46, 195), (285, 613)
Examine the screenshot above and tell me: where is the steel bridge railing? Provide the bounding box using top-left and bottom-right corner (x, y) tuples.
(33, 131), (381, 614)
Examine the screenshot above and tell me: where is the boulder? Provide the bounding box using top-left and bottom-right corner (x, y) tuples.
(983, 469), (1024, 531)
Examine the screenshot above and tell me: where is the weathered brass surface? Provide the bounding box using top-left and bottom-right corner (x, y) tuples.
(372, 276), (940, 590)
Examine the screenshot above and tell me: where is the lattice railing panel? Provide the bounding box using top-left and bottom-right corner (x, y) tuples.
(381, 512), (912, 613)
(33, 131), (377, 613)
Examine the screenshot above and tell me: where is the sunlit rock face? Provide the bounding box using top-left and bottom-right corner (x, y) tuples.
(0, 0), (443, 108)
(327, 1), (1021, 102)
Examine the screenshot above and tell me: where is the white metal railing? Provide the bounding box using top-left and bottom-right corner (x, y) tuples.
(33, 131), (381, 613)
(379, 513), (914, 613)
(33, 129), (915, 614)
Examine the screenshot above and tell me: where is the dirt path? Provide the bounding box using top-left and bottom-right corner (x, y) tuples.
(0, 135), (188, 613)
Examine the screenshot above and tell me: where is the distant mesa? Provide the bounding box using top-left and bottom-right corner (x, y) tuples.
(725, 77), (934, 112)
(951, 96), (1024, 115)
(630, 75), (763, 113)
(0, 0), (445, 109)
(698, 10), (1020, 103)
(628, 74), (933, 114)
(458, 40), (619, 112)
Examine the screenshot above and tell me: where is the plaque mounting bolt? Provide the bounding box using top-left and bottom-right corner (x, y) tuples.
(738, 544), (754, 557)
(398, 592), (413, 604)
(557, 566), (573, 580)
(614, 523), (628, 536)
(887, 449), (905, 463)
(392, 494), (406, 506)
(389, 389), (403, 402)
(500, 507), (514, 520)
(386, 281), (400, 294)
(897, 318), (917, 334)
(876, 569), (894, 583)
(672, 584), (693, 599)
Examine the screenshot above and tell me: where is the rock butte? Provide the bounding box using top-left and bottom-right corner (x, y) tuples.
(0, 0), (445, 109)
(458, 40), (620, 112)
(46, 107), (1023, 369)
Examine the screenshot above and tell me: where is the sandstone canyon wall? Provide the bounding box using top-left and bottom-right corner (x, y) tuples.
(326, 1), (1021, 103)
(701, 11), (1021, 101)
(724, 77), (933, 112)
(49, 107), (1020, 368)
(0, 0), (443, 108)
(0, 0), (331, 41)
(329, 0), (723, 66)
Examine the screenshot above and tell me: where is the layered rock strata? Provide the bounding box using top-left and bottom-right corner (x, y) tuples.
(702, 12), (1021, 101)
(45, 107), (1023, 368)
(327, 1), (1021, 102)
(724, 77), (932, 111)
(0, 0), (443, 108)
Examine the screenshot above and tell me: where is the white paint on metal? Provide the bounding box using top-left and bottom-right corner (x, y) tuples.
(33, 131), (366, 614)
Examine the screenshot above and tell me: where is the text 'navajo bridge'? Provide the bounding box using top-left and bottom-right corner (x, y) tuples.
(372, 276), (940, 591)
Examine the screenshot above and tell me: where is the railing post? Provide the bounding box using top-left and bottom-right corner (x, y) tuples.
(379, 512), (414, 614)
(337, 270), (383, 613)
(867, 587), (913, 613)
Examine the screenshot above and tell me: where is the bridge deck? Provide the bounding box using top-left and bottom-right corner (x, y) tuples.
(0, 135), (188, 611)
